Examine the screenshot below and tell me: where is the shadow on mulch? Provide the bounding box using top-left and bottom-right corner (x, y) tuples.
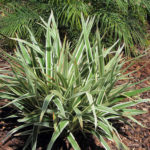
(0, 102), (105, 150)
(0, 102), (25, 150)
(37, 133), (105, 150)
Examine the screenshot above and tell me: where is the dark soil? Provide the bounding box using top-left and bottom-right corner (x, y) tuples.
(0, 52), (150, 150)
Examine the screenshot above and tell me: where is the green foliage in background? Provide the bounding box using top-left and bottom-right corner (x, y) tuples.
(0, 13), (150, 150)
(0, 0), (150, 55)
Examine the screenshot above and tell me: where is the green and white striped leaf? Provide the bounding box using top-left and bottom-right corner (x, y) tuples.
(86, 92), (97, 129)
(40, 94), (55, 122)
(67, 132), (81, 150)
(47, 120), (69, 150)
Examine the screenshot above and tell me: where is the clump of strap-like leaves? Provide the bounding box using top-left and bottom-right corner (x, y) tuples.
(0, 0), (150, 55)
(0, 12), (150, 150)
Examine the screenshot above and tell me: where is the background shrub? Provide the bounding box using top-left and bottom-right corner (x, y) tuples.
(0, 0), (150, 55)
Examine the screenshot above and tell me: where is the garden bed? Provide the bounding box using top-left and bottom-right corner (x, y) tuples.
(0, 52), (150, 150)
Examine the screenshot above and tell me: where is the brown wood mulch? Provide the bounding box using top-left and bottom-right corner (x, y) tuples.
(0, 52), (150, 150)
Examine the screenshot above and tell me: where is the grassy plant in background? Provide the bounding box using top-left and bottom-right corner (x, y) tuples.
(0, 1), (51, 40)
(0, 12), (150, 150)
(91, 0), (149, 55)
(0, 0), (150, 55)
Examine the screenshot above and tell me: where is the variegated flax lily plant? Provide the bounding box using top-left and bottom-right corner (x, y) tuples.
(0, 12), (150, 150)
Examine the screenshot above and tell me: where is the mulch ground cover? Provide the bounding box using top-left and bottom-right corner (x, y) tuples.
(0, 52), (150, 150)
